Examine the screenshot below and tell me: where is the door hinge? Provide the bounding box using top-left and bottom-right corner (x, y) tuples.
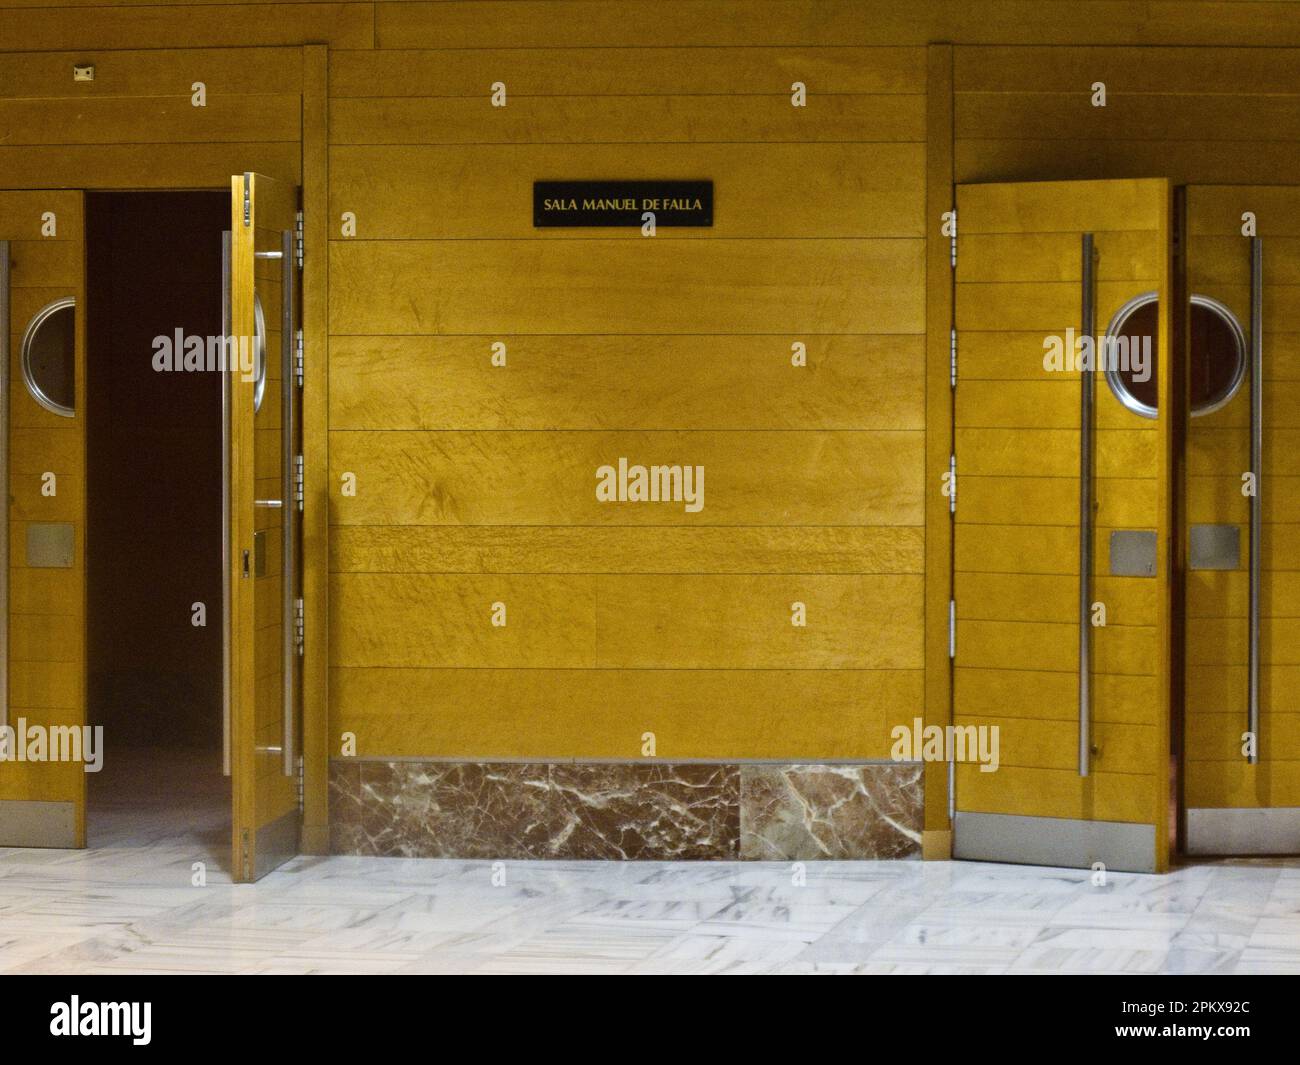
(949, 599), (957, 660)
(949, 453), (957, 514)
(950, 328), (957, 388)
(294, 454), (305, 512)
(240, 827), (251, 880)
(296, 753), (305, 812)
(949, 207), (957, 269)
(295, 210), (304, 269)
(242, 173), (252, 228)
(295, 329), (304, 389)
(294, 597), (305, 657)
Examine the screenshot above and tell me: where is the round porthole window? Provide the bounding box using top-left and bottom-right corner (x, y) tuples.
(1102, 292), (1247, 419)
(252, 291), (268, 414)
(21, 296), (76, 417)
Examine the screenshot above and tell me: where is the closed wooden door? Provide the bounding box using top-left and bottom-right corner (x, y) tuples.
(1184, 186), (1300, 855)
(952, 179), (1175, 873)
(228, 173), (302, 881)
(0, 191), (87, 848)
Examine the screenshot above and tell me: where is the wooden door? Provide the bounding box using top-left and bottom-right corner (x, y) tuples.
(952, 179), (1175, 873)
(228, 173), (302, 881)
(0, 191), (87, 848)
(1184, 185), (1300, 855)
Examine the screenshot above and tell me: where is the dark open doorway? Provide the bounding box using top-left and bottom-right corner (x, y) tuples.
(85, 191), (228, 858)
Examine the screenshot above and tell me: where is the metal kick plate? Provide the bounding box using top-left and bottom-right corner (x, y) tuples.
(1109, 530), (1157, 577)
(253, 529), (268, 578)
(1190, 524), (1241, 570)
(25, 523), (74, 568)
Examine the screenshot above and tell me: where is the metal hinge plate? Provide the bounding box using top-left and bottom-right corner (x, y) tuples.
(950, 207), (957, 268)
(295, 210), (304, 269)
(949, 454), (957, 514)
(242, 174), (251, 228)
(295, 329), (304, 389)
(295, 597), (305, 656)
(950, 328), (957, 388)
(294, 455), (304, 512)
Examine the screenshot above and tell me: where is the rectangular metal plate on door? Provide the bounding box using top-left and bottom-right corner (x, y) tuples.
(1109, 530), (1157, 577)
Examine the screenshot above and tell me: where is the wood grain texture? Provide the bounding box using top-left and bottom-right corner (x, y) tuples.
(0, 190), (86, 841)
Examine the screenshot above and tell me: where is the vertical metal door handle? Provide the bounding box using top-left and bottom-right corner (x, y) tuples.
(1248, 237), (1263, 764)
(0, 242), (9, 732)
(280, 227), (296, 778)
(1079, 233), (1097, 778)
(221, 232), (232, 777)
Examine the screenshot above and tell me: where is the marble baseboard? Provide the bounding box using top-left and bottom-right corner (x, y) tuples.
(330, 760), (923, 862)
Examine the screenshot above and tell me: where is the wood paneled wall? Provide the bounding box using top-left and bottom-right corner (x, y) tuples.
(326, 41), (928, 758)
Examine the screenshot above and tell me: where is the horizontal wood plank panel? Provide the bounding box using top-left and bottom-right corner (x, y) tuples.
(331, 524), (926, 574)
(332, 666), (922, 759)
(0, 4), (374, 50)
(330, 46), (926, 96)
(0, 46), (303, 96)
(0, 143), (301, 188)
(0, 93), (299, 144)
(330, 238), (925, 335)
(328, 430), (924, 526)
(330, 142), (926, 238)
(330, 572), (922, 669)
(330, 334), (924, 431)
(332, 93), (925, 145)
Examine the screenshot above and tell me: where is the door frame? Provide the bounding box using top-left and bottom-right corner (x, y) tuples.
(0, 44), (329, 859)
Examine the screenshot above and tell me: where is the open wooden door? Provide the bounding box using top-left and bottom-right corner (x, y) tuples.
(1184, 186), (1300, 855)
(0, 192), (87, 848)
(952, 179), (1176, 873)
(227, 173), (302, 881)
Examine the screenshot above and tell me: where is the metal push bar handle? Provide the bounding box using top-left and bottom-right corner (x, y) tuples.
(221, 232), (232, 777)
(1249, 236), (1262, 764)
(1079, 233), (1096, 778)
(0, 242), (9, 732)
(280, 227), (296, 778)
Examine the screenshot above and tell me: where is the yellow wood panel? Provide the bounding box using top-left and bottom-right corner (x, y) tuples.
(331, 524), (924, 575)
(960, 475), (1157, 528)
(955, 571), (1156, 627)
(376, 2), (1300, 50)
(955, 46), (1300, 94)
(330, 46), (926, 96)
(1185, 761), (1300, 808)
(1187, 712), (1300, 761)
(330, 334), (924, 431)
(330, 143), (926, 239)
(0, 46), (304, 96)
(956, 138), (1300, 188)
(1188, 665), (1300, 714)
(329, 238), (925, 336)
(955, 427), (1156, 479)
(331, 666), (922, 760)
(956, 764), (1156, 823)
(957, 92), (1300, 143)
(332, 94), (924, 145)
(328, 430), (924, 527)
(958, 230), (1159, 283)
(0, 144), (302, 189)
(0, 189), (86, 843)
(955, 714), (1154, 775)
(957, 280), (1161, 332)
(1188, 185), (1300, 236)
(0, 4), (373, 50)
(956, 667), (1158, 725)
(958, 618), (1155, 676)
(0, 94), (300, 145)
(331, 572), (921, 670)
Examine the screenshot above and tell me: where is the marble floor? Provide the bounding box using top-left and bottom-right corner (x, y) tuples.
(1, 753), (1298, 973)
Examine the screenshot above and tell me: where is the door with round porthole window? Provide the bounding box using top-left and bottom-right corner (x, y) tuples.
(0, 190), (88, 848)
(1182, 186), (1300, 857)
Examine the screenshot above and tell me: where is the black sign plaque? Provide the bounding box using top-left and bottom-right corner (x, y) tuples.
(534, 180), (713, 227)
